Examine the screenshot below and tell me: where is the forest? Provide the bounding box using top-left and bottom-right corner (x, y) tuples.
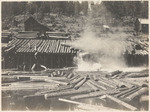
(2, 1), (148, 19)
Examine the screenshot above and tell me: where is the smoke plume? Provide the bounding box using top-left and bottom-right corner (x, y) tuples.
(71, 2), (132, 71)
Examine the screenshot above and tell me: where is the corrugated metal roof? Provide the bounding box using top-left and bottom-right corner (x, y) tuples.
(7, 38), (78, 54)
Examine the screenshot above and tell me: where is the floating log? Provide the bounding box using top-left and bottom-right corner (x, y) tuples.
(122, 78), (148, 86)
(44, 79), (68, 85)
(111, 70), (122, 75)
(114, 86), (138, 98)
(106, 95), (137, 111)
(30, 77), (68, 85)
(88, 80), (107, 90)
(74, 76), (88, 90)
(70, 77), (84, 85)
(112, 79), (133, 88)
(111, 74), (119, 79)
(93, 75), (99, 81)
(63, 73), (69, 77)
(50, 73), (54, 77)
(18, 77), (30, 81)
(120, 87), (141, 98)
(67, 73), (74, 79)
(106, 70), (122, 78)
(44, 89), (94, 100)
(60, 71), (64, 76)
(118, 79), (134, 88)
(2, 83), (11, 86)
(59, 98), (81, 104)
(70, 75), (80, 81)
(53, 72), (56, 76)
(117, 87), (129, 91)
(125, 87), (148, 101)
(2, 85), (56, 91)
(2, 76), (18, 83)
(118, 72), (130, 78)
(86, 81), (99, 91)
(101, 77), (118, 87)
(126, 73), (148, 78)
(47, 77), (67, 81)
(57, 71), (61, 75)
(8, 71), (42, 75)
(36, 85), (74, 95)
(7, 69), (69, 76)
(98, 79), (116, 88)
(124, 77), (148, 81)
(70, 89), (118, 100)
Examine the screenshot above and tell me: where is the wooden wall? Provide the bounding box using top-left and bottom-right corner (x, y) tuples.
(124, 54), (148, 67)
(3, 53), (77, 70)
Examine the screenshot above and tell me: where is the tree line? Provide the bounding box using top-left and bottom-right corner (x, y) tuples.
(2, 1), (148, 19)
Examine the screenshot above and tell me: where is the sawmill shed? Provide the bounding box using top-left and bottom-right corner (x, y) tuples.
(138, 18), (149, 34)
(134, 18), (149, 34)
(24, 16), (50, 32)
(3, 32), (78, 70)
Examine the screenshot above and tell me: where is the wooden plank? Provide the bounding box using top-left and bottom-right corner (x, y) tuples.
(106, 95), (137, 111)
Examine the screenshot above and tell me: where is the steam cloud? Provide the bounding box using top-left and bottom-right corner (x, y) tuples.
(72, 27), (131, 71)
(70, 3), (133, 71)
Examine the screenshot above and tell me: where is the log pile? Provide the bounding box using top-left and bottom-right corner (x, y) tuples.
(1, 68), (149, 111)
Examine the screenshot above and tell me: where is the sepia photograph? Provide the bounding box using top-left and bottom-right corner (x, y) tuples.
(1, 1), (149, 111)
